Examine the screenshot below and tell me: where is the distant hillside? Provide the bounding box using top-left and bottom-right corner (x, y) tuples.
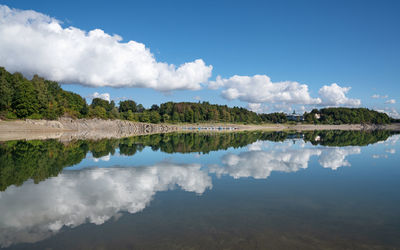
(0, 67), (396, 124)
(304, 108), (394, 125)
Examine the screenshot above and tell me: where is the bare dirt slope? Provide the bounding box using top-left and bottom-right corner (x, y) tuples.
(1, 118), (399, 141)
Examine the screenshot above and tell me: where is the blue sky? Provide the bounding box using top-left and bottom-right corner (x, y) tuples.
(0, 0), (399, 116)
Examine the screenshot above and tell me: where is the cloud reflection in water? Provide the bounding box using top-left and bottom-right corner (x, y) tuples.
(0, 162), (211, 247)
(209, 143), (361, 179)
(0, 141), (371, 247)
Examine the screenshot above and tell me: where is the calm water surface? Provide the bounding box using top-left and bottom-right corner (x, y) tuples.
(0, 131), (399, 249)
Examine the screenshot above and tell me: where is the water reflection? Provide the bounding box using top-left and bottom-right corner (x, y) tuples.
(0, 162), (211, 247)
(0, 131), (399, 248)
(1, 131), (396, 191)
(209, 145), (361, 179)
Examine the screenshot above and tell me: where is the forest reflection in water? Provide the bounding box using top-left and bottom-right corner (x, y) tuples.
(0, 130), (399, 249)
(0, 130), (396, 191)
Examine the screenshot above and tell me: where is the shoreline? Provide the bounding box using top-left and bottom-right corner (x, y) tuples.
(0, 118), (399, 142)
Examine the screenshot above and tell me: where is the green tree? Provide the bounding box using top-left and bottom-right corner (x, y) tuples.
(119, 100), (137, 113)
(150, 111), (161, 123)
(0, 67), (14, 112)
(12, 79), (40, 118)
(91, 98), (110, 110)
(137, 104), (145, 113)
(90, 106), (107, 119)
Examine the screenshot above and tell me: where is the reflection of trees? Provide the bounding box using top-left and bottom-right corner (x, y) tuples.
(121, 132), (265, 154)
(0, 133), (259, 191)
(0, 140), (88, 191)
(303, 130), (396, 146)
(88, 139), (118, 158)
(1, 130), (399, 246)
(1, 131), (398, 191)
(118, 131), (308, 154)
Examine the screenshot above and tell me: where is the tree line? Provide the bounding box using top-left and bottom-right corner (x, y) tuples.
(1, 67), (397, 124)
(304, 108), (394, 125)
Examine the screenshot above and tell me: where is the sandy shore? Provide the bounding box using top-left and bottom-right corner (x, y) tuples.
(0, 118), (399, 142)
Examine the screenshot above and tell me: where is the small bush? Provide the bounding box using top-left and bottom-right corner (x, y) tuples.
(5, 111), (17, 120)
(27, 113), (43, 119)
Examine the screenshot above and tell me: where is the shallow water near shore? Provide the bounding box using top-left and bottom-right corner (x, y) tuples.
(1, 131), (400, 249)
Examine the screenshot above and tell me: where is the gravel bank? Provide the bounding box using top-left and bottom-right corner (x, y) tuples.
(0, 118), (399, 141)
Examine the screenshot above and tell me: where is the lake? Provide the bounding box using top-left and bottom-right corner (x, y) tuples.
(0, 131), (399, 249)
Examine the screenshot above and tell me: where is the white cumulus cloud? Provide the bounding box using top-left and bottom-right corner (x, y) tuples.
(209, 75), (322, 105)
(209, 75), (361, 108)
(88, 92), (110, 102)
(247, 103), (270, 113)
(318, 83), (361, 107)
(0, 5), (212, 91)
(375, 107), (400, 119)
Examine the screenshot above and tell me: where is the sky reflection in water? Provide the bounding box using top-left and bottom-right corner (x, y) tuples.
(0, 132), (399, 249)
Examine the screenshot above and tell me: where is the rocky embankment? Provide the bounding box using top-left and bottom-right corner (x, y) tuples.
(1, 118), (399, 142)
(0, 118), (179, 141)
